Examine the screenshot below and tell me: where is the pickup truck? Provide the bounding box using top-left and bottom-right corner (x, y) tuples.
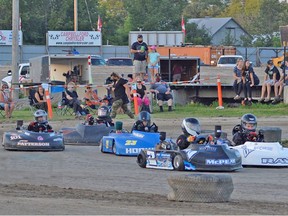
(1, 63), (30, 87)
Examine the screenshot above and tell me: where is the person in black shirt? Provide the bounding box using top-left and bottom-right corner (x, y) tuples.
(241, 60), (255, 106)
(110, 72), (134, 119)
(130, 34), (148, 80)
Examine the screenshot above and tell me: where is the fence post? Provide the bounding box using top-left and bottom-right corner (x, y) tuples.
(216, 75), (224, 110)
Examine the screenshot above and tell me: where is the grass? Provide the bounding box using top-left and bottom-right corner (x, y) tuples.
(2, 101), (287, 123)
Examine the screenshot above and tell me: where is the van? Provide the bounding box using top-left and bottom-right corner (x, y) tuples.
(217, 55), (244, 67)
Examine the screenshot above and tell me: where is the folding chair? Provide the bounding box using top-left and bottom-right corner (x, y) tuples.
(55, 91), (74, 116)
(0, 106), (5, 117)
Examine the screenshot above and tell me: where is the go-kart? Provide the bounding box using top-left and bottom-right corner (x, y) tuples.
(231, 142), (288, 166)
(61, 122), (112, 145)
(137, 135), (242, 171)
(100, 130), (174, 156)
(2, 122), (64, 151)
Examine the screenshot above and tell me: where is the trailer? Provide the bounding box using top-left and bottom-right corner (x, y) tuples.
(29, 54), (92, 84)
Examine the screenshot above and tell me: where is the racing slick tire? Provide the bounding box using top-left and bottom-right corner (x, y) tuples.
(173, 154), (184, 171)
(167, 174), (234, 202)
(112, 142), (116, 154)
(137, 150), (147, 168)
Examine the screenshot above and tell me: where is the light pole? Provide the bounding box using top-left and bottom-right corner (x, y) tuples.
(12, 0), (19, 99)
(74, 0), (78, 31)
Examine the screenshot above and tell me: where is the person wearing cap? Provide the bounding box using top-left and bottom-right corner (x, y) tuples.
(130, 34), (148, 80)
(148, 45), (160, 82)
(259, 60), (280, 102)
(109, 72), (134, 119)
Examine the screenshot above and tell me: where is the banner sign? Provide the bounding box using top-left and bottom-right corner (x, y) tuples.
(280, 25), (288, 46)
(47, 31), (102, 46)
(0, 30), (23, 46)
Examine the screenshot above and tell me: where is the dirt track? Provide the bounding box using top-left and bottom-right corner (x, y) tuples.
(0, 117), (288, 215)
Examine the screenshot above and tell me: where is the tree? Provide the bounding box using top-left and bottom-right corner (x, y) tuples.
(185, 23), (212, 45)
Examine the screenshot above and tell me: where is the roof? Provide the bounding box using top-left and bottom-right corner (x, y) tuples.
(187, 17), (250, 37)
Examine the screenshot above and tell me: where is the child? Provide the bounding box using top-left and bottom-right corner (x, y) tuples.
(28, 110), (53, 132)
(148, 45), (160, 82)
(132, 111), (158, 132)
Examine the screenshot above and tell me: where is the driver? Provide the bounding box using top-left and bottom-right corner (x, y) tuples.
(96, 105), (114, 127)
(28, 109), (53, 132)
(232, 113), (264, 146)
(132, 111), (158, 132)
(176, 117), (202, 150)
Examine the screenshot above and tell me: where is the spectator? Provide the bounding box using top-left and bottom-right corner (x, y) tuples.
(109, 72), (134, 119)
(130, 34), (148, 80)
(148, 45), (160, 82)
(233, 58), (244, 100)
(64, 82), (87, 117)
(150, 75), (173, 112)
(172, 63), (182, 82)
(259, 60), (280, 102)
(273, 60), (288, 103)
(241, 60), (255, 106)
(83, 84), (103, 109)
(0, 83), (15, 118)
(131, 77), (151, 113)
(34, 85), (48, 112)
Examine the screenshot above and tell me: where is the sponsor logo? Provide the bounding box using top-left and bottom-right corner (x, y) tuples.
(206, 159), (236, 165)
(261, 158), (288, 165)
(37, 136), (44, 141)
(132, 132), (145, 138)
(17, 142), (50, 147)
(125, 140), (137, 146)
(199, 146), (217, 152)
(242, 145), (273, 158)
(10, 135), (21, 140)
(53, 138), (62, 142)
(126, 147), (154, 154)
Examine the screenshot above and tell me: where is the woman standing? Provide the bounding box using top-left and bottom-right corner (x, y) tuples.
(241, 60), (255, 106)
(233, 58), (244, 100)
(0, 83), (15, 118)
(148, 45), (160, 82)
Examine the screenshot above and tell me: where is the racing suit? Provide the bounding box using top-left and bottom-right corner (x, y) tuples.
(28, 121), (53, 133)
(132, 120), (158, 133)
(232, 126), (264, 146)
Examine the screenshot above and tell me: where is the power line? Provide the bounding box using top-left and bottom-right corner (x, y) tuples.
(84, 0), (95, 31)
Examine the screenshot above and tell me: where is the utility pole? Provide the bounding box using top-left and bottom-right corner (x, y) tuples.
(74, 0), (78, 31)
(12, 0), (19, 99)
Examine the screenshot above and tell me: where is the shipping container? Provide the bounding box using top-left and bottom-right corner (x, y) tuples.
(156, 46), (236, 66)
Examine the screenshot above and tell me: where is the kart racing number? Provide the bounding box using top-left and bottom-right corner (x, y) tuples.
(125, 140), (137, 146)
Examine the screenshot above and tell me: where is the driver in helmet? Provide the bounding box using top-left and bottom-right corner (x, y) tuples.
(132, 111), (158, 132)
(28, 109), (53, 132)
(96, 105), (114, 127)
(176, 117), (202, 150)
(232, 113), (264, 146)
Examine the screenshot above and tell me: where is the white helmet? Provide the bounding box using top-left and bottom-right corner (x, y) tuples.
(181, 118), (201, 136)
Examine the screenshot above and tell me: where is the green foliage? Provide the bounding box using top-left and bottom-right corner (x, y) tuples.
(185, 23), (212, 45)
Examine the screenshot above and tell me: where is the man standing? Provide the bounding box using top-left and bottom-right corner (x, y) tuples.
(131, 34), (148, 80)
(110, 72), (134, 119)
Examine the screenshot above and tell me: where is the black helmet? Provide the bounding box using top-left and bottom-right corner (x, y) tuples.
(97, 105), (110, 118)
(138, 111), (151, 127)
(181, 118), (201, 136)
(34, 109), (48, 124)
(241, 113), (257, 132)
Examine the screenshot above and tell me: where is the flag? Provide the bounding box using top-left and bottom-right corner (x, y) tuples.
(181, 16), (186, 36)
(19, 17), (22, 30)
(97, 15), (102, 32)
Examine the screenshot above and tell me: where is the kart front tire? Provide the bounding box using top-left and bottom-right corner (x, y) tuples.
(173, 154), (184, 171)
(137, 151), (147, 168)
(112, 142), (116, 154)
(99, 139), (104, 153)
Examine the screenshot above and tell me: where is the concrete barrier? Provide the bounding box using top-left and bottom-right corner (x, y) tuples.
(167, 174), (234, 202)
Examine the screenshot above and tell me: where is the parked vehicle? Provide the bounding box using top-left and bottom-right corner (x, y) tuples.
(91, 55), (106, 66)
(217, 55), (244, 67)
(107, 57), (133, 66)
(1, 63), (30, 87)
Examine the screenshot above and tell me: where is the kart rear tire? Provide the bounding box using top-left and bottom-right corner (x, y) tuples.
(137, 151), (147, 168)
(173, 154), (184, 171)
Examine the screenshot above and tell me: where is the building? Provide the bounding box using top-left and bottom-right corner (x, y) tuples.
(188, 17), (252, 46)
